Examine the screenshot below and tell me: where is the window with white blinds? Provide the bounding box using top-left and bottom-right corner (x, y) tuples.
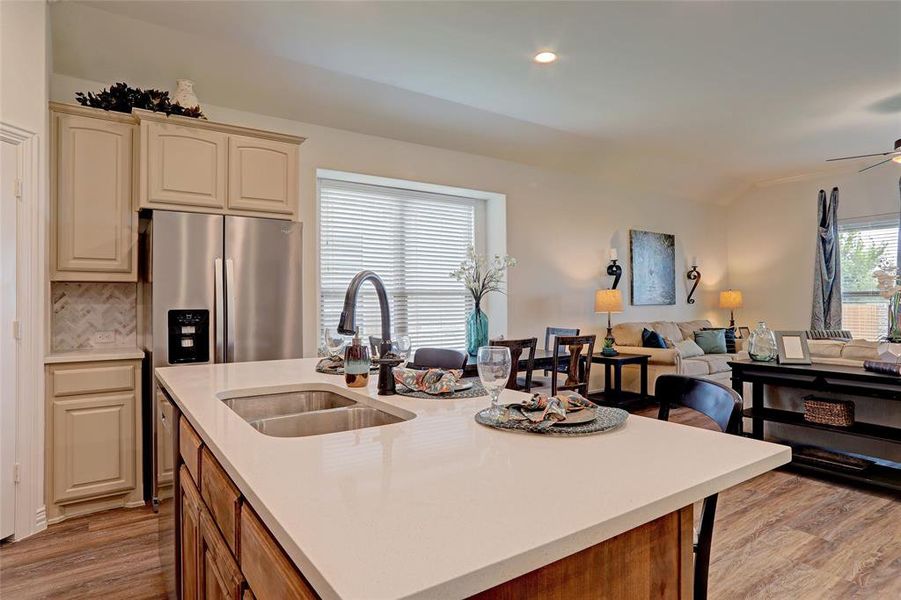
(839, 214), (900, 340)
(319, 177), (482, 351)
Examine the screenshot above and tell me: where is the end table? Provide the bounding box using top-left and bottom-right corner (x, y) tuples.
(589, 352), (651, 409)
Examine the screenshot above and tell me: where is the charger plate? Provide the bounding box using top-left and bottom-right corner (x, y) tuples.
(475, 404), (628, 436)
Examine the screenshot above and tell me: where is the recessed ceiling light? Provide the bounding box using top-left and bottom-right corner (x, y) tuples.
(533, 51), (558, 64)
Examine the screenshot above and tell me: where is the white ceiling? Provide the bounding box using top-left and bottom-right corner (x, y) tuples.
(52, 1), (901, 203)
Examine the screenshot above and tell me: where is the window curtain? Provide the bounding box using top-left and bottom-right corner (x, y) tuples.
(811, 187), (842, 330)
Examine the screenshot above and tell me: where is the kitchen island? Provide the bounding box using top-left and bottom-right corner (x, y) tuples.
(156, 358), (790, 599)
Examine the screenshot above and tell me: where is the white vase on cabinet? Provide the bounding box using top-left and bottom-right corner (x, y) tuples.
(172, 79), (200, 109)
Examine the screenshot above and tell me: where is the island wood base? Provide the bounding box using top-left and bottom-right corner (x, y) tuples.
(470, 506), (693, 600)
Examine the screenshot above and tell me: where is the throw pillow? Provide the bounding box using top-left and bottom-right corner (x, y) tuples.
(701, 327), (737, 353)
(675, 339), (705, 358)
(694, 329), (727, 354)
(641, 328), (667, 349)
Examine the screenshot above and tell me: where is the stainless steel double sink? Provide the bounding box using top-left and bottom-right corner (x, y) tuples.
(222, 390), (409, 437)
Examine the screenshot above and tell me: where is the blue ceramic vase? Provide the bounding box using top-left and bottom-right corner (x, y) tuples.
(466, 305), (489, 356)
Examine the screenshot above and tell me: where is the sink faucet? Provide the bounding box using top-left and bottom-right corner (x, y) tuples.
(337, 270), (392, 343)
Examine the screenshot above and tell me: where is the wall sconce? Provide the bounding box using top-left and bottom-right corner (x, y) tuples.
(686, 261), (701, 304)
(606, 248), (622, 290)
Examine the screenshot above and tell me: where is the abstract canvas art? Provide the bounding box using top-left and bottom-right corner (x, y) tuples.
(630, 230), (676, 305)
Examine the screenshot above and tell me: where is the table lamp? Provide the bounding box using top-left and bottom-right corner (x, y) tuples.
(595, 289), (624, 345)
(719, 289), (743, 329)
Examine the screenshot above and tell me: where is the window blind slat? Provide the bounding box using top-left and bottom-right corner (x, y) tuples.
(319, 177), (477, 351)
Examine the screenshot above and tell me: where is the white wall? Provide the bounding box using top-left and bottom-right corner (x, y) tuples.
(0, 0), (49, 539)
(1, 1), (49, 132)
(52, 74), (730, 359)
(726, 167), (900, 330)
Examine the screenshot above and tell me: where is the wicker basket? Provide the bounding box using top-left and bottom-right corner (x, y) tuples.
(803, 396), (854, 427)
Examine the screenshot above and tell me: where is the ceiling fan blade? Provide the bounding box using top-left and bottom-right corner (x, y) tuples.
(827, 150), (897, 162)
(858, 157), (895, 173)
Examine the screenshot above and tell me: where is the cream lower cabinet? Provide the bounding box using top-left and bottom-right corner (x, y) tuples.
(50, 104), (137, 281)
(45, 359), (143, 523)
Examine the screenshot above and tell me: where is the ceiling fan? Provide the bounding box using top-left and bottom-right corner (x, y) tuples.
(826, 138), (901, 173)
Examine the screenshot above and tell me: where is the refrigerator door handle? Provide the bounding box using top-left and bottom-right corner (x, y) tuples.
(225, 258), (237, 362)
(214, 258), (225, 363)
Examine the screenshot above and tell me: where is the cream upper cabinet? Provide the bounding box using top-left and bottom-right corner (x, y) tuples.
(142, 120), (228, 210)
(134, 109), (304, 219)
(227, 135), (298, 216)
(51, 105), (137, 281)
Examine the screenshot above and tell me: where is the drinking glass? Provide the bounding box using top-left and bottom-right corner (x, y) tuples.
(394, 335), (412, 366)
(323, 328), (346, 359)
(477, 346), (512, 418)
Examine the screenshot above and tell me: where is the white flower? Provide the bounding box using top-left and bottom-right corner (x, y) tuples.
(448, 245), (516, 304)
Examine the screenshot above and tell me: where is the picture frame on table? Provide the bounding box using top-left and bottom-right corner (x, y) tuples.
(775, 331), (811, 365)
(738, 326), (751, 339)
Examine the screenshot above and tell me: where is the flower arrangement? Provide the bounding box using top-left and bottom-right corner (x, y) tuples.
(76, 82), (206, 119)
(450, 246), (516, 308)
(450, 246), (516, 355)
(874, 267), (901, 343)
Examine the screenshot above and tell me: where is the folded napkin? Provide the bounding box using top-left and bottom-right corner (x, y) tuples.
(393, 368), (463, 395)
(503, 391), (596, 431)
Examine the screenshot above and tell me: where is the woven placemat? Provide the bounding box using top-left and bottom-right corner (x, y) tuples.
(475, 405), (628, 436)
(396, 380), (487, 399)
(315, 363), (379, 375)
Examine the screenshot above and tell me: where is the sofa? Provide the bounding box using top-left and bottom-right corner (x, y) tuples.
(612, 320), (746, 394)
(611, 320), (883, 395)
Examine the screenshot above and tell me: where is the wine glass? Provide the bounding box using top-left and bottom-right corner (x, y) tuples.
(394, 335), (412, 366)
(323, 328), (346, 359)
(477, 346), (512, 418)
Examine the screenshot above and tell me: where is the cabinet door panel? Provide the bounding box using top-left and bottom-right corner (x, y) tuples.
(180, 467), (202, 600)
(199, 508), (244, 600)
(52, 393), (135, 503)
(53, 113), (135, 279)
(240, 504), (317, 600)
(227, 135), (297, 216)
(157, 391), (175, 488)
(144, 121), (227, 209)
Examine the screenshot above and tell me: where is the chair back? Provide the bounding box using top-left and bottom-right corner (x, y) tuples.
(655, 375), (742, 434)
(544, 327), (580, 375)
(489, 337), (537, 391)
(551, 334), (596, 396)
(544, 327), (580, 353)
(411, 347), (468, 370)
(655, 374), (742, 600)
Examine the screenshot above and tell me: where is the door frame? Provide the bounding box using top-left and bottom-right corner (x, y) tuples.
(1, 122), (46, 539)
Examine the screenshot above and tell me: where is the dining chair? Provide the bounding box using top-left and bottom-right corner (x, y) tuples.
(535, 327), (580, 386)
(550, 334), (595, 396)
(655, 374), (742, 600)
(410, 348), (468, 370)
(489, 337), (537, 392)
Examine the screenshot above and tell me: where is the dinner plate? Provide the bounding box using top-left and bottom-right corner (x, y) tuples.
(454, 381), (474, 392)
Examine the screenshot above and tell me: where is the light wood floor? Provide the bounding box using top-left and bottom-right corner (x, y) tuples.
(2, 407), (898, 599)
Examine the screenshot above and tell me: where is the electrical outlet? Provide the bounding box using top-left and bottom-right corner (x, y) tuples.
(92, 331), (116, 345)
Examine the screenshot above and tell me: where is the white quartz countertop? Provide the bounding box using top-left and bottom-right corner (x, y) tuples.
(45, 347), (145, 363)
(156, 358), (790, 600)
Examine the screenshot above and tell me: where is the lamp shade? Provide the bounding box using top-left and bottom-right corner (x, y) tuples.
(719, 289), (743, 309)
(595, 289), (624, 313)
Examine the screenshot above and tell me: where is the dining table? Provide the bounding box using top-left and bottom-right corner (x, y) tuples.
(462, 348), (567, 378)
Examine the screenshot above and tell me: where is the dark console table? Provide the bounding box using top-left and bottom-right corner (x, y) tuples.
(730, 359), (901, 492)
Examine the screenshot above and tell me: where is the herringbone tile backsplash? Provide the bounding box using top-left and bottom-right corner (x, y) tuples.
(51, 282), (137, 351)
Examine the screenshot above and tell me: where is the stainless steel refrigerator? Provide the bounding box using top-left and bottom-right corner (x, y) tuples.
(140, 210), (302, 593)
